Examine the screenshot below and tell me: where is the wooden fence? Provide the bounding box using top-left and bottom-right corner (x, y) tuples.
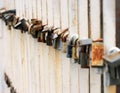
(0, 0), (117, 93)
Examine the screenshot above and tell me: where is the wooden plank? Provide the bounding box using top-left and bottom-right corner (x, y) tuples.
(23, 0), (30, 93)
(0, 1), (12, 93)
(36, 0), (42, 20)
(68, 0), (78, 34)
(89, 0), (102, 93)
(60, 0), (70, 93)
(68, 0), (79, 93)
(27, 0), (32, 93)
(78, 0), (89, 93)
(47, 0), (53, 26)
(49, 47), (56, 93)
(36, 0), (42, 93)
(30, 1), (38, 93)
(32, 0), (37, 18)
(26, 35), (32, 93)
(103, 0), (116, 93)
(42, 0), (47, 24)
(47, 0), (56, 93)
(53, 0), (63, 93)
(41, 0), (48, 93)
(40, 44), (46, 93)
(78, 0), (89, 39)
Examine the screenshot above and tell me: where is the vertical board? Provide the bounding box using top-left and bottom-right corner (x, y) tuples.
(103, 0), (116, 93)
(53, 0), (62, 93)
(89, 0), (101, 93)
(41, 0), (49, 93)
(0, 0), (10, 93)
(78, 0), (89, 93)
(42, 0), (47, 24)
(60, 0), (70, 93)
(68, 0), (79, 93)
(47, 0), (56, 93)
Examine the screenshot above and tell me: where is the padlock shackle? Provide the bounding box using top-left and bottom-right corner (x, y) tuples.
(1, 9), (16, 15)
(93, 38), (103, 42)
(58, 28), (69, 36)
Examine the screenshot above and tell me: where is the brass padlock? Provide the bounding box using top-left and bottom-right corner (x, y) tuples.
(72, 38), (79, 60)
(61, 29), (69, 53)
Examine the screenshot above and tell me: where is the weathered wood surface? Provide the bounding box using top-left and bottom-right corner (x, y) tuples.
(0, 0), (117, 93)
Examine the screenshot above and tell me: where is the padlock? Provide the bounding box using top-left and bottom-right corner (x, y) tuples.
(53, 28), (68, 50)
(37, 24), (47, 42)
(79, 46), (89, 68)
(37, 31), (42, 42)
(117, 66), (120, 79)
(66, 35), (76, 58)
(46, 31), (53, 46)
(91, 39), (104, 67)
(30, 20), (43, 38)
(3, 14), (15, 25)
(13, 18), (29, 33)
(72, 38), (79, 60)
(103, 48), (120, 85)
(42, 26), (52, 43)
(52, 33), (58, 49)
(61, 32), (69, 53)
(42, 26), (59, 45)
(77, 39), (92, 68)
(0, 8), (6, 18)
(3, 14), (16, 30)
(0, 9), (16, 19)
(2, 9), (16, 15)
(66, 44), (73, 58)
(31, 24), (42, 38)
(53, 36), (62, 50)
(12, 16), (19, 28)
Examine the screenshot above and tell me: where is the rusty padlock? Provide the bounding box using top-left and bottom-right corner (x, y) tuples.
(91, 38), (104, 67)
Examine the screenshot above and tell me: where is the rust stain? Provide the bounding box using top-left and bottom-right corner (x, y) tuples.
(55, 50), (60, 92)
(92, 42), (104, 66)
